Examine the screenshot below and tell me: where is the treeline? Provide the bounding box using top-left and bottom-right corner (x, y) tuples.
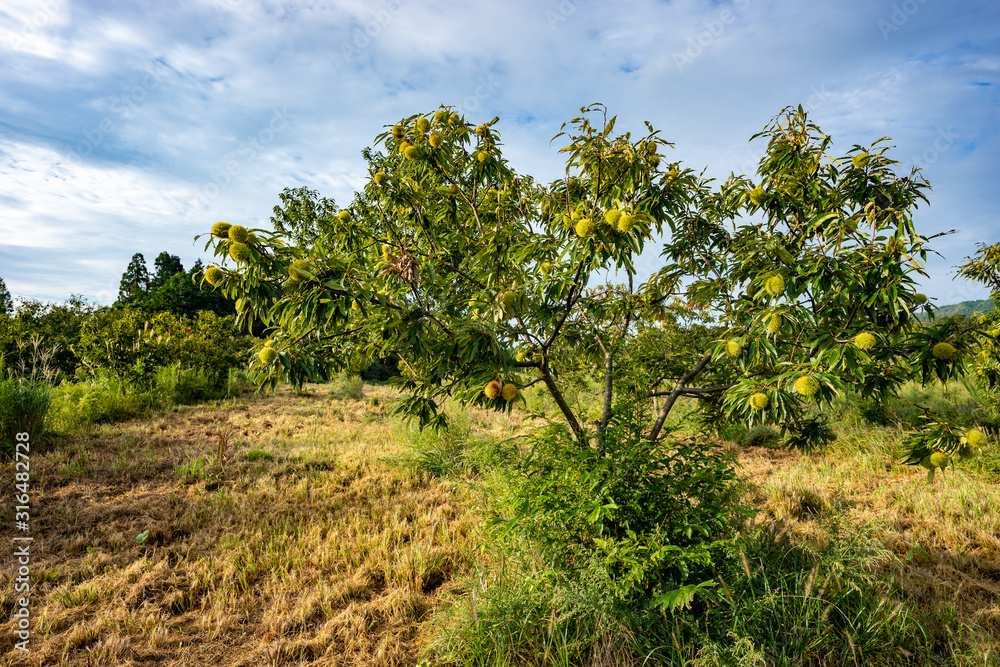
(1, 252), (245, 383)
(920, 298), (995, 320)
(116, 251), (234, 316)
(0, 255), (254, 447)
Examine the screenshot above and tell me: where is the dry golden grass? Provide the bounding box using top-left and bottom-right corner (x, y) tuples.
(0, 383), (487, 666)
(738, 427), (1000, 657)
(4, 379), (999, 664)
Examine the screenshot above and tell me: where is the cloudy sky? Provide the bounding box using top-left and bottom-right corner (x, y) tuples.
(1, 0), (997, 306)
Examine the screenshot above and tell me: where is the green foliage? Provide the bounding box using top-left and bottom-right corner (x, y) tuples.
(432, 492), (954, 666)
(731, 424), (783, 448)
(672, 520), (945, 667)
(76, 308), (168, 387)
(0, 378), (51, 458)
(154, 363), (218, 405)
(142, 261), (235, 317)
(0, 276), (12, 316)
(327, 372), (364, 400)
(76, 308), (251, 390)
(0, 296), (97, 379)
(857, 395), (895, 426)
(117, 252), (150, 305)
(404, 407), (481, 479)
(270, 186), (340, 250)
(150, 251), (184, 292)
(783, 414), (838, 453)
(49, 371), (147, 429)
(494, 403), (747, 611)
(225, 366), (256, 397)
(957, 242), (1000, 303)
(429, 563), (629, 666)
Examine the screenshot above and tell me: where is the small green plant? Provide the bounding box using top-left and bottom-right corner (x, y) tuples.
(733, 424), (783, 448)
(243, 449), (275, 462)
(225, 366), (255, 396)
(405, 408), (479, 478)
(54, 586), (99, 608)
(176, 455), (209, 483)
(328, 372), (364, 400)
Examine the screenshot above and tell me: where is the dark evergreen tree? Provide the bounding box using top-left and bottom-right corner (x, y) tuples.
(141, 260), (235, 317)
(150, 252), (184, 292)
(117, 253), (150, 305)
(0, 276), (12, 316)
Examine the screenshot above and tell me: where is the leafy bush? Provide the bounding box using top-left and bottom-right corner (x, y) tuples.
(0, 378), (51, 458)
(225, 366), (256, 397)
(432, 514), (963, 666)
(495, 403), (748, 612)
(731, 424), (783, 448)
(0, 296), (96, 379)
(857, 395), (895, 426)
(77, 308), (252, 390)
(49, 372), (149, 429)
(328, 373), (364, 400)
(668, 520), (955, 666)
(76, 308), (169, 387)
(404, 408), (482, 478)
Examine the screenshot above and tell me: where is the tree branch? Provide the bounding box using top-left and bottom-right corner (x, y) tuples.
(647, 351), (714, 443)
(540, 367), (587, 446)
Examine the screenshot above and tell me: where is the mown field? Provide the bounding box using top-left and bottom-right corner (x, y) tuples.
(2, 378), (999, 666)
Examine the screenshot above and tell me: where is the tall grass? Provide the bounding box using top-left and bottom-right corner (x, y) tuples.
(428, 513), (970, 666)
(49, 371), (150, 429)
(0, 377), (51, 458)
(49, 363), (259, 431)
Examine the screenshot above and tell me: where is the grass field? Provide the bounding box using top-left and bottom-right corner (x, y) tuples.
(1, 380), (998, 665)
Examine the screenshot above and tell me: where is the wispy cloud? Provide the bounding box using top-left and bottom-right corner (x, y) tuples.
(0, 0), (997, 304)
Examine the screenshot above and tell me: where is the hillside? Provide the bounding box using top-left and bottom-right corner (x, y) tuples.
(923, 298), (995, 319)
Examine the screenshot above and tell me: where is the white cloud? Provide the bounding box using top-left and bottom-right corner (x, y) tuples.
(0, 0), (997, 305)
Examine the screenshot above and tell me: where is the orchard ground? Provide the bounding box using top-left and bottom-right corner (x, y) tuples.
(1, 378), (998, 666)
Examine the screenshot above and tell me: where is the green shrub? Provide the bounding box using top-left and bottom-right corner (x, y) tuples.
(0, 296), (95, 379)
(225, 366), (255, 397)
(404, 408), (477, 478)
(496, 402), (747, 612)
(328, 373), (364, 400)
(429, 562), (625, 666)
(666, 519), (955, 666)
(431, 514), (964, 666)
(76, 307), (252, 390)
(49, 372), (149, 429)
(154, 363), (221, 405)
(732, 424), (783, 448)
(0, 378), (51, 458)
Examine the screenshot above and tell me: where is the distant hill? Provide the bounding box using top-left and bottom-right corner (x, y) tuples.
(921, 298), (995, 320)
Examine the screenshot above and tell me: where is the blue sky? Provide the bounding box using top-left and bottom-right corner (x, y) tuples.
(1, 0), (997, 306)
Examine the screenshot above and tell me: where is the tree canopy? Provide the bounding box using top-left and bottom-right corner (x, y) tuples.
(201, 103), (988, 474)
